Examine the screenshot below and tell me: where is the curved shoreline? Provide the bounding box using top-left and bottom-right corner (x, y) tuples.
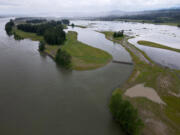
(12, 28), (112, 71)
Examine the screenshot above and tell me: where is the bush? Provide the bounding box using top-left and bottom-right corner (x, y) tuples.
(109, 93), (144, 135)
(178, 24), (180, 28)
(113, 30), (124, 38)
(5, 19), (14, 36)
(39, 41), (45, 52)
(55, 49), (72, 69)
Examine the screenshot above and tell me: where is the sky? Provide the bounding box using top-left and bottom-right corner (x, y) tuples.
(0, 0), (180, 17)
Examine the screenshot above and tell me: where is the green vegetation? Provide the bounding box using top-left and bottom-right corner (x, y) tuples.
(101, 31), (125, 43)
(138, 40), (180, 53)
(44, 26), (66, 45)
(26, 19), (47, 24)
(55, 49), (72, 69)
(102, 31), (180, 135)
(178, 24), (180, 28)
(39, 41), (46, 52)
(5, 19), (14, 36)
(71, 23), (75, 28)
(113, 30), (124, 38)
(12, 27), (112, 70)
(110, 92), (144, 135)
(61, 31), (112, 70)
(75, 25), (87, 28)
(13, 28), (43, 41)
(17, 21), (66, 45)
(61, 19), (70, 25)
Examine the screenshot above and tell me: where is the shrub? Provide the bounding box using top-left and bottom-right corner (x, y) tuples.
(38, 41), (45, 52)
(178, 24), (180, 28)
(55, 49), (72, 69)
(109, 92), (144, 135)
(113, 30), (124, 38)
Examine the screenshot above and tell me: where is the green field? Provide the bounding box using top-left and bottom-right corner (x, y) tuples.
(62, 31), (112, 70)
(138, 40), (180, 53)
(13, 28), (44, 41)
(13, 28), (112, 70)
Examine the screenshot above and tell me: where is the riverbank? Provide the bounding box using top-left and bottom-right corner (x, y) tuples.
(137, 40), (180, 53)
(12, 28), (112, 70)
(102, 31), (180, 135)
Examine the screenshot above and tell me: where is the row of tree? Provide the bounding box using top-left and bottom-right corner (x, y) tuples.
(26, 19), (47, 24)
(113, 30), (124, 38)
(17, 21), (66, 45)
(109, 92), (144, 135)
(5, 19), (14, 35)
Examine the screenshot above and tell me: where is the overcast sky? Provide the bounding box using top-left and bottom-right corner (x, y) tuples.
(0, 0), (180, 16)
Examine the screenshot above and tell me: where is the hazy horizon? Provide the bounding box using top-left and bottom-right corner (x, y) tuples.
(0, 0), (180, 17)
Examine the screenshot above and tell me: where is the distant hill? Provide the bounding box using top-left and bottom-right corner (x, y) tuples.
(89, 8), (180, 25)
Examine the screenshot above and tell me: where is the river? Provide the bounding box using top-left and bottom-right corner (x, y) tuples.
(0, 18), (133, 135)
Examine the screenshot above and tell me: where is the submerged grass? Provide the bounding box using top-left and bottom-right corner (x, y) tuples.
(138, 40), (180, 53)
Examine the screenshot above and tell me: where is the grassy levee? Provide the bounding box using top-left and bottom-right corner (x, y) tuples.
(75, 25), (87, 28)
(102, 31), (180, 135)
(138, 40), (180, 53)
(13, 28), (112, 70)
(12, 28), (44, 41)
(61, 31), (112, 70)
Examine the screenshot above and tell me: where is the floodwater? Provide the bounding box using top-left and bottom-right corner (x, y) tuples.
(72, 20), (180, 69)
(0, 18), (133, 135)
(67, 27), (132, 62)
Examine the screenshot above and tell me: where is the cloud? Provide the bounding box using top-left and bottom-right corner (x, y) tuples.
(0, 0), (180, 16)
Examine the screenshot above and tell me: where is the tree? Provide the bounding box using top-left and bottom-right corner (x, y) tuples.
(5, 19), (14, 36)
(71, 23), (75, 28)
(39, 41), (45, 52)
(44, 26), (66, 45)
(17, 21), (66, 45)
(109, 93), (144, 135)
(62, 19), (70, 25)
(113, 30), (124, 38)
(55, 49), (72, 69)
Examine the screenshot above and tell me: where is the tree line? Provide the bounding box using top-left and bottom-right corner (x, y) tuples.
(26, 19), (47, 24)
(17, 21), (66, 45)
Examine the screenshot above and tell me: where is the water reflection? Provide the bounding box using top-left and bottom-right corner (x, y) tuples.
(0, 18), (133, 135)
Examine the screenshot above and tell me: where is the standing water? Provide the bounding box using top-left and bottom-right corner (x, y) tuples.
(72, 20), (180, 69)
